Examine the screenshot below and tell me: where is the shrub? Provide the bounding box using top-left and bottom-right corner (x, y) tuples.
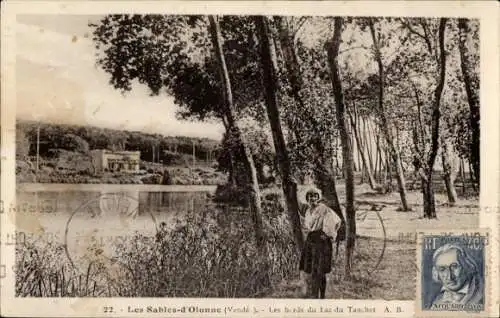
(140, 174), (162, 185)
(61, 134), (89, 154)
(15, 239), (107, 297)
(111, 207), (298, 297)
(45, 162), (56, 169)
(213, 184), (249, 207)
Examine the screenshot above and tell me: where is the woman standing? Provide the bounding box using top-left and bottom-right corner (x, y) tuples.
(299, 187), (342, 299)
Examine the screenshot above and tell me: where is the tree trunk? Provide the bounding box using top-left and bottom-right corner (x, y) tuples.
(348, 107), (376, 189)
(255, 16), (304, 251)
(337, 137), (344, 178)
(460, 158), (466, 196)
(409, 83), (426, 192)
(468, 160), (477, 192)
(326, 17), (356, 279)
(364, 117), (375, 173)
(458, 18), (480, 185)
(355, 132), (361, 173)
(410, 122), (421, 191)
(386, 150), (393, 192)
(441, 138), (458, 205)
(395, 125), (401, 154)
(275, 15), (346, 237)
(349, 132), (355, 172)
(208, 16), (267, 247)
(423, 18), (448, 219)
(335, 139), (340, 174)
(313, 150), (344, 221)
(222, 117), (238, 187)
(255, 160), (266, 184)
(274, 16), (309, 179)
(375, 128), (382, 182)
(423, 177), (436, 218)
(368, 19), (410, 211)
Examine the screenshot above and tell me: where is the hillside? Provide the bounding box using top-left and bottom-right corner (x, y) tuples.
(15, 120), (226, 185)
(16, 120), (221, 164)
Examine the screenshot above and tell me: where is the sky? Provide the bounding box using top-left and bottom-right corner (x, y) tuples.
(14, 14), (429, 143)
(15, 14), (224, 140)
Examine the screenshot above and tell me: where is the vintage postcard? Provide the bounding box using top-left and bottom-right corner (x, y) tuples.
(1, 1), (499, 317)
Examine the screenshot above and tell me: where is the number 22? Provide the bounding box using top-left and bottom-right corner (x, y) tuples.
(104, 307), (114, 313)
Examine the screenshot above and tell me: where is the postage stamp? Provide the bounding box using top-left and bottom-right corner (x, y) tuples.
(416, 229), (490, 317)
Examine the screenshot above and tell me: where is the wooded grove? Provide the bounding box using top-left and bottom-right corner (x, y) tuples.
(90, 15), (480, 277)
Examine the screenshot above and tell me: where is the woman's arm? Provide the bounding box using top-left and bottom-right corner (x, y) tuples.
(322, 207), (341, 240)
(304, 208), (315, 231)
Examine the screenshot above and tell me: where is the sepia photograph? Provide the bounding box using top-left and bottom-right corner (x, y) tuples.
(1, 1), (499, 317)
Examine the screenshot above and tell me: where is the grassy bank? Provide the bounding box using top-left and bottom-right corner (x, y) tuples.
(16, 155), (226, 185)
(15, 197), (299, 297)
(15, 225), (416, 299)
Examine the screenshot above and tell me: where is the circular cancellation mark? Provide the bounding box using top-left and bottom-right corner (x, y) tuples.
(353, 209), (388, 275)
(64, 192), (158, 275)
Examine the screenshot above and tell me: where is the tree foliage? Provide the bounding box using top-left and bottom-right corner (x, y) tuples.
(17, 120), (220, 163)
(89, 14), (480, 216)
(91, 15), (267, 122)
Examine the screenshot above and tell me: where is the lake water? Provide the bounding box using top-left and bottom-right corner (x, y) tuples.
(14, 184), (217, 265)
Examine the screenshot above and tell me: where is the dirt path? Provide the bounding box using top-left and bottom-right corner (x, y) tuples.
(354, 189), (479, 241)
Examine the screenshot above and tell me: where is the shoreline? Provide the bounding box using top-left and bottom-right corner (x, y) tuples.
(16, 183), (218, 193)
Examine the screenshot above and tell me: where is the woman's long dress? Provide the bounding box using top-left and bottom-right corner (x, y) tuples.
(299, 202), (341, 275)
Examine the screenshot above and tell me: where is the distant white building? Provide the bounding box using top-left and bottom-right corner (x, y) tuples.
(90, 150), (140, 173)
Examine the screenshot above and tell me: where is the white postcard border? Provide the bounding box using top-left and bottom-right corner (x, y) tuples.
(1, 1), (499, 317)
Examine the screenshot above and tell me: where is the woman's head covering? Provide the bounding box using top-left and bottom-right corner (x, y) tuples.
(305, 186), (322, 200)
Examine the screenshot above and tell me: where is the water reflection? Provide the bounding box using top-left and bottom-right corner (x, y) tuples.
(15, 188), (212, 217)
(98, 190), (140, 218)
(141, 191), (207, 215)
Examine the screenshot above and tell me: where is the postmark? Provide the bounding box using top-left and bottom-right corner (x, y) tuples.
(416, 229), (490, 317)
(354, 209), (387, 275)
(64, 192), (158, 275)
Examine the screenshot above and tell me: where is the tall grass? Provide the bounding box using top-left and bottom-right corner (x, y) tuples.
(15, 240), (108, 297)
(15, 194), (300, 297)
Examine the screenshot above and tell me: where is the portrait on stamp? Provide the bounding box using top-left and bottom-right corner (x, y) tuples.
(420, 234), (486, 312)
